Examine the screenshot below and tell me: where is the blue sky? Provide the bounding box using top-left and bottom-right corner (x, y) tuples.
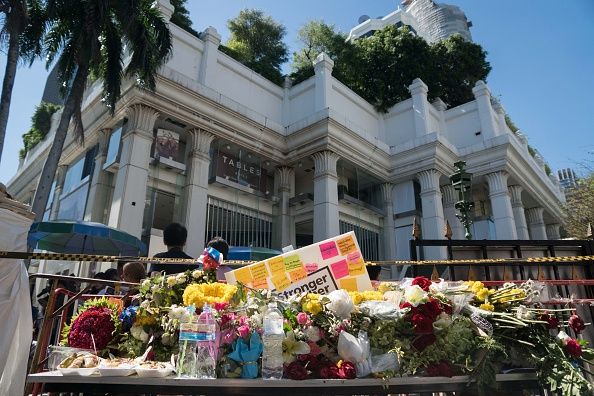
(1, 0), (593, 184)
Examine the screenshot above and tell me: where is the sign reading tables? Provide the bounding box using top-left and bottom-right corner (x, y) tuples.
(225, 231), (373, 294)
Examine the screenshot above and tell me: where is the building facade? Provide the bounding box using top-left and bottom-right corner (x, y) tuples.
(558, 168), (578, 190)
(7, 1), (565, 273)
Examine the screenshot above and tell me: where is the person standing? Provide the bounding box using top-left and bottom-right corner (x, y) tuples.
(150, 223), (197, 275)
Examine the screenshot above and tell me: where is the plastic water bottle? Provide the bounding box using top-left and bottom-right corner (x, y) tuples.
(177, 306), (198, 378)
(196, 303), (217, 379)
(262, 302), (284, 379)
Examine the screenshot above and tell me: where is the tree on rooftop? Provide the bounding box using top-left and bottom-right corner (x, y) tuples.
(30, 0), (172, 223)
(169, 0), (198, 37)
(222, 9), (288, 85)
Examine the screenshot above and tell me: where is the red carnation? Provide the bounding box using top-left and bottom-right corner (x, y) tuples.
(338, 361), (357, 379)
(285, 361), (308, 380)
(425, 360), (455, 377)
(318, 363), (340, 379)
(412, 334), (436, 352)
(568, 314), (586, 334)
(565, 339), (582, 358)
(412, 276), (432, 292)
(411, 313), (434, 334)
(420, 299), (442, 320)
(67, 307), (115, 350)
(539, 314), (559, 329)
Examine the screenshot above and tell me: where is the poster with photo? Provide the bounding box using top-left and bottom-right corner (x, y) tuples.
(155, 129), (179, 159)
(225, 231), (373, 295)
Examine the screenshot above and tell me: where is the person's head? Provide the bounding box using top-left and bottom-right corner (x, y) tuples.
(93, 272), (107, 280)
(163, 222), (187, 248)
(207, 236), (229, 260)
(366, 265), (382, 281)
(104, 268), (120, 281)
(122, 262), (147, 283)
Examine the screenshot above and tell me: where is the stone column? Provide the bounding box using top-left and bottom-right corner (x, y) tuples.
(183, 128), (215, 257)
(472, 81), (499, 140)
(275, 166), (295, 249)
(441, 184), (464, 239)
(486, 171), (517, 239)
(312, 150), (340, 242)
(380, 183), (396, 261)
(492, 100), (507, 135)
(432, 98), (448, 136)
(108, 104), (158, 238)
(84, 128), (111, 222)
(526, 207), (547, 240)
(198, 27), (221, 86)
(313, 53), (334, 112)
(409, 78), (430, 137)
(417, 169), (446, 259)
(49, 164), (68, 220)
(508, 185), (529, 239)
(546, 223), (561, 240)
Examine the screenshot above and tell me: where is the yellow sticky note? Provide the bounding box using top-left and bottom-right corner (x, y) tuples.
(250, 261), (269, 281)
(271, 274), (291, 291)
(234, 267), (253, 285)
(340, 277), (358, 292)
(284, 254), (303, 271)
(337, 235), (356, 255)
(289, 267), (307, 282)
(252, 278), (270, 289)
(267, 257), (286, 276)
(347, 253), (366, 276)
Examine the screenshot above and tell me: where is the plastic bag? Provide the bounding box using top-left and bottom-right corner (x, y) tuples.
(337, 331), (371, 378)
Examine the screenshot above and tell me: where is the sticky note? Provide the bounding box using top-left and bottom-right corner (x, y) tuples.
(234, 267), (253, 285)
(250, 261), (269, 281)
(289, 267), (307, 282)
(271, 274), (291, 291)
(330, 259), (349, 279)
(268, 257), (286, 275)
(252, 278), (269, 289)
(347, 251), (365, 276)
(305, 263), (319, 273)
(337, 235), (356, 255)
(339, 277), (358, 292)
(319, 241), (339, 260)
(284, 254), (303, 271)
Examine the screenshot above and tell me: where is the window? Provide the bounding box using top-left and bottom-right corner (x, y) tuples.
(104, 125), (123, 169)
(339, 220), (380, 261)
(62, 147), (97, 196)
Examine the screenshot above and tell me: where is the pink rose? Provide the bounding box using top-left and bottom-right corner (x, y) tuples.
(237, 324), (251, 339)
(297, 312), (309, 325)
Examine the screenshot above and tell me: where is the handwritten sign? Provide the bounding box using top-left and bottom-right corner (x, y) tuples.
(284, 255), (303, 271)
(271, 273), (291, 291)
(337, 235), (356, 255)
(319, 241), (339, 260)
(330, 259), (349, 279)
(250, 262), (269, 281)
(268, 257), (285, 275)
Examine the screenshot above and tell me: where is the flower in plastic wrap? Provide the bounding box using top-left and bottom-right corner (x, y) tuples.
(565, 339), (583, 358)
(119, 306), (138, 331)
(130, 324), (149, 343)
(199, 247), (223, 271)
(228, 332), (263, 378)
(569, 314), (586, 334)
(67, 306), (116, 350)
(283, 331), (310, 363)
(404, 285), (428, 307)
(411, 276), (432, 292)
(337, 331), (371, 377)
(326, 290), (354, 319)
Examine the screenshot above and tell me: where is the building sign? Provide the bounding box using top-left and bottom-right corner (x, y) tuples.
(155, 129), (180, 159)
(225, 231), (373, 293)
(215, 152), (267, 192)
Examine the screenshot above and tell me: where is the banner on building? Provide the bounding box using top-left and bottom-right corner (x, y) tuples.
(155, 129), (180, 159)
(224, 231), (373, 293)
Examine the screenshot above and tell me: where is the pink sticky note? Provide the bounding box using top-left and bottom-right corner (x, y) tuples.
(305, 263), (319, 273)
(320, 241), (339, 260)
(330, 259), (349, 279)
(347, 251), (362, 263)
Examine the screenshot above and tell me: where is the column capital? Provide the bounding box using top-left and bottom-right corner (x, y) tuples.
(156, 0), (174, 21)
(441, 184), (457, 206)
(380, 182), (394, 204)
(313, 52), (334, 73)
(472, 80), (491, 98)
(508, 185), (523, 206)
(96, 128), (112, 158)
(311, 150), (340, 179)
(525, 207), (545, 225)
(276, 166), (294, 192)
(486, 171), (509, 196)
(417, 169), (441, 194)
(546, 223), (561, 239)
(187, 128), (215, 158)
(409, 78), (429, 96)
(125, 104), (159, 137)
(201, 26), (222, 46)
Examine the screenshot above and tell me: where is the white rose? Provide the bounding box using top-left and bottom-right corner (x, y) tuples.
(326, 290), (354, 319)
(404, 285), (428, 307)
(176, 274), (187, 284)
(166, 276), (177, 287)
(304, 326), (321, 342)
(383, 290), (403, 306)
(192, 270), (202, 279)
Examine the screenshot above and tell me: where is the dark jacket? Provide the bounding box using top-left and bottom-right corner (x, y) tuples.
(149, 247), (198, 275)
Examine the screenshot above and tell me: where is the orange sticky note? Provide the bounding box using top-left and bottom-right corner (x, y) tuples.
(234, 267), (253, 285)
(267, 257), (286, 275)
(250, 261), (269, 281)
(289, 267), (307, 282)
(252, 278), (270, 289)
(337, 235), (356, 255)
(284, 254), (303, 271)
(340, 277), (358, 292)
(271, 274), (291, 291)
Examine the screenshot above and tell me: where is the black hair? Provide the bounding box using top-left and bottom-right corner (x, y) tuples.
(207, 236), (229, 259)
(104, 268), (119, 281)
(163, 222), (188, 247)
(93, 272), (107, 280)
(366, 265), (382, 281)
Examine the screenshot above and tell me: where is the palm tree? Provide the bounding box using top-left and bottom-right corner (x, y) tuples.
(30, 0), (172, 222)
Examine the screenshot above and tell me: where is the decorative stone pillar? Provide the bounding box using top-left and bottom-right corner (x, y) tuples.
(108, 104), (159, 238)
(472, 81), (499, 140)
(546, 223), (561, 240)
(380, 183), (396, 261)
(156, 0), (174, 22)
(49, 164), (68, 220)
(508, 185), (529, 239)
(526, 207), (547, 240)
(492, 99), (508, 135)
(313, 53), (334, 112)
(84, 128), (111, 222)
(417, 169), (446, 259)
(312, 150), (340, 242)
(432, 98), (448, 136)
(486, 171), (517, 240)
(183, 128), (215, 257)
(198, 27), (221, 86)
(275, 166), (295, 249)
(409, 78), (430, 137)
(441, 184), (464, 239)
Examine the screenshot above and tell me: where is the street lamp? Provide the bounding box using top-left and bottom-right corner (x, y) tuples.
(450, 161), (474, 240)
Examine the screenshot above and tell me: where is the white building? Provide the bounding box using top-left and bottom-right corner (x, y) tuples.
(558, 168), (578, 190)
(348, 0), (472, 43)
(7, 1), (564, 272)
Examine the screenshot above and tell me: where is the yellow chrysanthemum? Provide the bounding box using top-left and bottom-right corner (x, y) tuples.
(349, 291), (384, 305)
(470, 281), (485, 294)
(479, 303), (495, 311)
(135, 313), (157, 326)
(301, 294), (322, 315)
(476, 287), (490, 302)
(377, 282), (392, 294)
(182, 283), (237, 307)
